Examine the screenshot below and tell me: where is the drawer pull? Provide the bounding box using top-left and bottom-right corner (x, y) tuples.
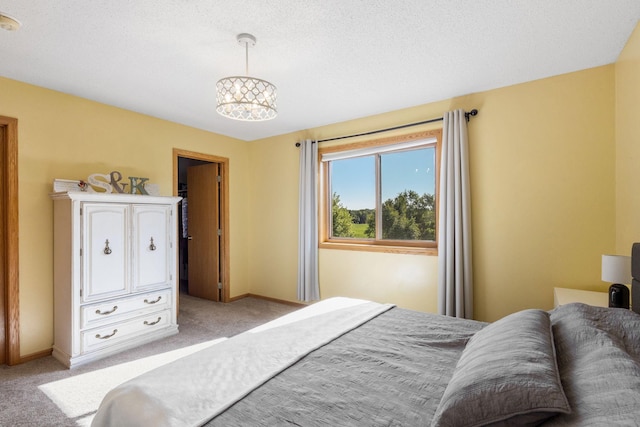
(95, 305), (118, 315)
(149, 237), (156, 251)
(95, 329), (118, 339)
(144, 296), (162, 304)
(144, 317), (162, 326)
(104, 239), (112, 255)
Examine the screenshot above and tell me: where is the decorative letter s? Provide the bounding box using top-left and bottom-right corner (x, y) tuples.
(88, 174), (113, 193)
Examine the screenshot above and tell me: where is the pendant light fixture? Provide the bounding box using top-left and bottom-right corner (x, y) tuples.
(216, 33), (277, 121)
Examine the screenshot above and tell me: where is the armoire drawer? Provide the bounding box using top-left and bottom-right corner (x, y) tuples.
(81, 289), (171, 329)
(82, 309), (172, 353)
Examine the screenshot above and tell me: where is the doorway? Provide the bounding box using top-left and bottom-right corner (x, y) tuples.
(1, 115), (19, 365)
(173, 149), (230, 303)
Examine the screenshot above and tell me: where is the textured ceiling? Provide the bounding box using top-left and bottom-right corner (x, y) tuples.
(0, 1), (639, 141)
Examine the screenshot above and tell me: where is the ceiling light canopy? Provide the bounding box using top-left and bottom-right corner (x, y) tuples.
(216, 33), (277, 122)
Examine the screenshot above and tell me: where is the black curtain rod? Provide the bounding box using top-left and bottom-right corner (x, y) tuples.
(295, 109), (478, 147)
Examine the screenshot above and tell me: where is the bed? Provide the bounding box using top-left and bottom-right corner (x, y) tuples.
(91, 297), (640, 427)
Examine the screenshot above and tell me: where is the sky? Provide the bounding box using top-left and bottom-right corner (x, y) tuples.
(330, 147), (435, 210)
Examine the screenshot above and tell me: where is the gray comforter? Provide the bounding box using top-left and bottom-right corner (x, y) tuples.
(544, 303), (640, 426)
(93, 299), (640, 426)
(208, 303), (640, 426)
(207, 307), (484, 426)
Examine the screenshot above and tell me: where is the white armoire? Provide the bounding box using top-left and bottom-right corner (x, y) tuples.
(50, 191), (182, 368)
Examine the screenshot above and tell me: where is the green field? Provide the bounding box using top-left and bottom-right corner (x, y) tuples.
(351, 223), (369, 238)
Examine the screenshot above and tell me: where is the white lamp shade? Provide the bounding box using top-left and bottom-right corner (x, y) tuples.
(601, 254), (632, 284)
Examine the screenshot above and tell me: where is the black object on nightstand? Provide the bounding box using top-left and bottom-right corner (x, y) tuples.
(609, 284), (630, 309)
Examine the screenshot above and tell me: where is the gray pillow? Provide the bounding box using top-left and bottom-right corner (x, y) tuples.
(431, 309), (570, 427)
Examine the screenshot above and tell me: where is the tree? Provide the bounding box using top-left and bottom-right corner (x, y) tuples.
(332, 193), (355, 237)
(365, 212), (376, 238)
(380, 190), (435, 240)
(349, 209), (373, 224)
(335, 190), (435, 241)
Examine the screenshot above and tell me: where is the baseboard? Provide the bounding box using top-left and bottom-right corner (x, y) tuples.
(227, 293), (249, 302)
(247, 293), (307, 308)
(227, 293), (306, 307)
(15, 348), (53, 365)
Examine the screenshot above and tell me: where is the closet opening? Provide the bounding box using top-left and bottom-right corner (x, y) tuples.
(173, 149), (230, 303)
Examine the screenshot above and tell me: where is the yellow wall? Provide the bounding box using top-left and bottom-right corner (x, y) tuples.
(471, 67), (615, 320)
(0, 77), (252, 356)
(616, 23), (640, 253)
(249, 65), (617, 322)
(3, 24), (633, 355)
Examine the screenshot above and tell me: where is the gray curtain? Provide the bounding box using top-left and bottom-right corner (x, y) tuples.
(438, 109), (473, 318)
(297, 139), (320, 301)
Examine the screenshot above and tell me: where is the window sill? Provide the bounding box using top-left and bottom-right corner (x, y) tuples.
(319, 241), (437, 256)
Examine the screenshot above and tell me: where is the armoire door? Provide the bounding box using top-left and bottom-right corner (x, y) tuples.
(132, 204), (171, 291)
(82, 203), (129, 302)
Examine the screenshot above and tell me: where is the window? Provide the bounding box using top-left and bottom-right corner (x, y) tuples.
(319, 129), (441, 254)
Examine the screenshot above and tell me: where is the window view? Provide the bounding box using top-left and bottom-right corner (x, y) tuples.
(380, 148), (436, 241)
(330, 156), (375, 238)
(321, 130), (441, 252)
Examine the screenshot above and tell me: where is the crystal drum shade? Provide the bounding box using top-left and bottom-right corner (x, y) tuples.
(216, 76), (277, 121)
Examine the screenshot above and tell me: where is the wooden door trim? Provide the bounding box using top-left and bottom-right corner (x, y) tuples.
(1, 115), (20, 365)
(173, 148), (230, 303)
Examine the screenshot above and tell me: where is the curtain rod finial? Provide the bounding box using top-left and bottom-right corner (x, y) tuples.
(465, 109), (478, 122)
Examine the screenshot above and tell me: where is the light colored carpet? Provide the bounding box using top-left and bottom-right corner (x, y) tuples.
(0, 294), (298, 426)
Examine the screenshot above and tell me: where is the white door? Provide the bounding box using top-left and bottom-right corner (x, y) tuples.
(82, 203), (129, 302)
(132, 204), (171, 291)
